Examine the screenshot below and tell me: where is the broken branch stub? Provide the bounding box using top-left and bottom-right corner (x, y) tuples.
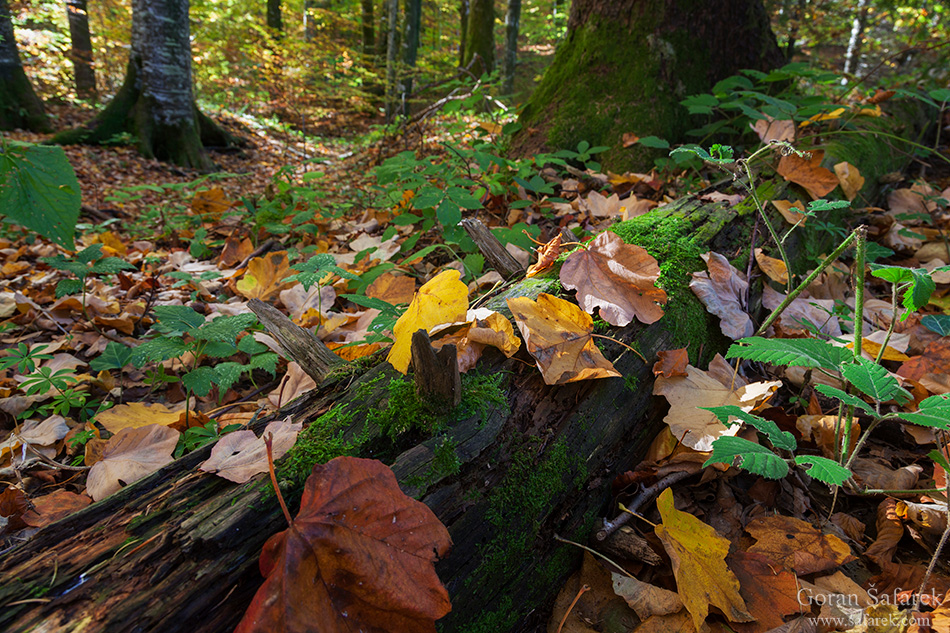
(410, 329), (461, 408)
(247, 298), (343, 383)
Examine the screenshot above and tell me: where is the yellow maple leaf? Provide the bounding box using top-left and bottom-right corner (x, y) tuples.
(654, 488), (753, 631)
(387, 270), (469, 373)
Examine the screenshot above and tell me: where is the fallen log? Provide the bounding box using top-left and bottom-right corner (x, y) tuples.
(0, 163), (897, 631)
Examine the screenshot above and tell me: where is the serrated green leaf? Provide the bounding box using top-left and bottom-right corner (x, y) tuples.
(201, 341), (239, 358)
(42, 254), (88, 277)
(212, 362), (247, 394)
(899, 394), (950, 430)
(928, 448), (950, 472)
(237, 336), (269, 355)
(295, 253), (336, 272)
(637, 136), (670, 149)
(75, 244), (103, 265)
(340, 294), (400, 314)
(89, 341), (133, 372)
(813, 384), (876, 416)
(0, 143), (81, 249)
(841, 357), (902, 403)
(152, 305), (206, 334)
(191, 313), (258, 343)
(794, 456), (851, 485)
(870, 265), (936, 317)
(727, 337), (846, 371)
(55, 278), (83, 298)
(89, 257), (136, 275)
(807, 199), (850, 212)
(921, 314), (950, 336)
(131, 337), (191, 366)
(446, 187), (481, 210)
(182, 366), (216, 397)
(703, 405), (796, 451)
(437, 199), (463, 226)
(704, 436), (789, 479)
(249, 351), (279, 375)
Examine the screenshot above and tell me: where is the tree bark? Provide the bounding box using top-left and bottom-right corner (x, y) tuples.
(502, 0), (521, 95)
(66, 0), (97, 101)
(842, 0), (869, 78)
(360, 0), (375, 60)
(53, 0), (234, 170)
(383, 0), (399, 121)
(458, 0), (468, 67)
(462, 0), (494, 75)
(514, 0), (784, 171)
(266, 0), (282, 32)
(399, 0), (421, 104)
(0, 0), (49, 132)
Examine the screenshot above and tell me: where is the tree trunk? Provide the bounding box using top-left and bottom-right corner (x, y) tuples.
(360, 0), (375, 60)
(842, 0), (868, 78)
(462, 0), (494, 75)
(0, 0), (49, 132)
(52, 0), (233, 170)
(66, 0), (97, 101)
(399, 0), (421, 106)
(383, 0), (399, 121)
(458, 0), (468, 67)
(0, 190), (773, 632)
(501, 0), (521, 95)
(266, 0), (282, 32)
(514, 0), (784, 171)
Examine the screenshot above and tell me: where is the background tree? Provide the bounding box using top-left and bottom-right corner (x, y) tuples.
(266, 0), (283, 32)
(0, 0), (49, 132)
(502, 0), (521, 94)
(462, 0), (494, 74)
(515, 0), (784, 170)
(66, 0), (97, 100)
(360, 0), (374, 61)
(400, 0), (421, 102)
(54, 0), (232, 169)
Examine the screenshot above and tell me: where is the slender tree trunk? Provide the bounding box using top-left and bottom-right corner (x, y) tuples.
(360, 0), (375, 60)
(266, 0), (282, 32)
(66, 0), (97, 100)
(303, 0), (315, 40)
(458, 0), (468, 67)
(501, 0), (520, 95)
(462, 0), (494, 75)
(515, 0), (783, 171)
(842, 0), (868, 78)
(400, 0), (421, 104)
(0, 0), (49, 132)
(384, 0), (399, 121)
(53, 0), (233, 169)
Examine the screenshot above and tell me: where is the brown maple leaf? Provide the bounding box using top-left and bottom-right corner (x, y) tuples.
(235, 456), (452, 633)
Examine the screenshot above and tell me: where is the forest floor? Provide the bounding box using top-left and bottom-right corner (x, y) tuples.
(3, 92), (950, 633)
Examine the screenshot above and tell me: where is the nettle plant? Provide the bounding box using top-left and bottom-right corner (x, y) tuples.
(675, 143), (950, 489)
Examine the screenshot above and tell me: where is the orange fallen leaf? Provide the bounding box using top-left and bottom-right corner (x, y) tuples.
(653, 348), (689, 378)
(746, 515), (856, 574)
(834, 161), (865, 201)
(366, 272), (416, 305)
(526, 234), (562, 278)
(235, 456), (452, 633)
(236, 251), (295, 301)
(560, 231), (666, 326)
(754, 248), (788, 285)
(220, 234), (255, 268)
(22, 490), (92, 527)
(192, 187), (232, 218)
(507, 293), (621, 385)
(431, 309), (521, 372)
(771, 199), (807, 226)
(776, 150), (839, 198)
(726, 549), (804, 629)
(86, 424), (180, 501)
(654, 488), (753, 631)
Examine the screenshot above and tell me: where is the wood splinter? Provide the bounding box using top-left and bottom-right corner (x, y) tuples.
(410, 329), (461, 408)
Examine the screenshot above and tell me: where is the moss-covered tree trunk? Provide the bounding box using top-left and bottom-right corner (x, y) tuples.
(53, 0), (232, 170)
(0, 0), (49, 132)
(514, 0), (784, 171)
(66, 0), (97, 100)
(462, 0), (494, 74)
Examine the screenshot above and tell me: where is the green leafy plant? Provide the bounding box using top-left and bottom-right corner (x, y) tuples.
(40, 244), (137, 322)
(174, 421), (243, 458)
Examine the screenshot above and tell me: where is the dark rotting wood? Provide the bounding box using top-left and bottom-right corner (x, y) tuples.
(461, 217), (526, 279)
(410, 329), (461, 408)
(247, 298), (342, 382)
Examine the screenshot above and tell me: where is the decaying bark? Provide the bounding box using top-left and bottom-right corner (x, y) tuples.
(0, 0), (49, 132)
(247, 298), (343, 382)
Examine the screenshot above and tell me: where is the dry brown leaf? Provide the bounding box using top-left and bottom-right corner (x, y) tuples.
(199, 418), (302, 483)
(219, 234), (254, 268)
(654, 488), (753, 630)
(852, 459), (922, 492)
(777, 150), (839, 198)
(279, 283), (336, 320)
(366, 272), (416, 305)
(653, 348), (689, 378)
(560, 231), (666, 326)
(581, 190), (625, 219)
(750, 116), (795, 143)
(690, 252), (754, 340)
(525, 234), (562, 278)
(771, 199), (807, 226)
(192, 187), (232, 218)
(746, 515), (856, 574)
(830, 512), (866, 543)
(754, 248), (789, 285)
(833, 161), (865, 201)
(236, 251), (295, 301)
(22, 490), (92, 527)
(431, 308), (521, 372)
(796, 415), (859, 459)
(653, 365), (780, 451)
(86, 424), (180, 501)
(507, 293), (621, 385)
(763, 285), (842, 337)
(95, 401), (184, 434)
(0, 415), (70, 462)
(611, 572), (684, 620)
(268, 362), (317, 408)
(726, 549), (804, 629)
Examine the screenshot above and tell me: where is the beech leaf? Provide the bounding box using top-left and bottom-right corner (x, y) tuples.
(86, 425), (179, 501)
(507, 293), (621, 385)
(199, 418), (302, 483)
(560, 231), (666, 326)
(235, 456), (452, 633)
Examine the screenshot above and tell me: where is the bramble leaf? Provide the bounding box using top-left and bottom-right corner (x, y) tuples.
(727, 337), (846, 371)
(704, 436), (789, 479)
